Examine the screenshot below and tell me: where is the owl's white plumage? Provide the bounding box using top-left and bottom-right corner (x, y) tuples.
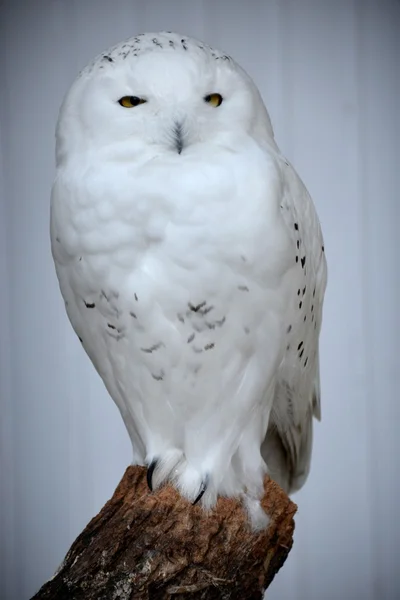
(51, 32), (327, 528)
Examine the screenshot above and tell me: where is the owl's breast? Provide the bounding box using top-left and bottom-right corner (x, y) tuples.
(52, 141), (292, 354)
(53, 140), (285, 263)
(51, 144), (296, 443)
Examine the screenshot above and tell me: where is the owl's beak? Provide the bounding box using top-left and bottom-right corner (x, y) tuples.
(173, 121), (184, 154)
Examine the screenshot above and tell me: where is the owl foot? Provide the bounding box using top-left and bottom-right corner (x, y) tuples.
(145, 448), (184, 492)
(146, 451), (211, 506)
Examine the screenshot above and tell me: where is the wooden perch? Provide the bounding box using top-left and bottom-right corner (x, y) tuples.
(31, 466), (296, 599)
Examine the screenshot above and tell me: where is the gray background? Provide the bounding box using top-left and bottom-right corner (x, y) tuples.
(0, 1), (399, 599)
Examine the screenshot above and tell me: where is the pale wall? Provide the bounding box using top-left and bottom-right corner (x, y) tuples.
(1, 1), (399, 598)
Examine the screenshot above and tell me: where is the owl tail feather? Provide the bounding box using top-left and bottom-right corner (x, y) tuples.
(261, 408), (314, 495)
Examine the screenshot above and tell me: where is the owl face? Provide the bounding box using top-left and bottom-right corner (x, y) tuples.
(56, 32), (274, 165)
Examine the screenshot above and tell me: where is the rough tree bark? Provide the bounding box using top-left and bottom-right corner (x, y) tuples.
(31, 466), (296, 599)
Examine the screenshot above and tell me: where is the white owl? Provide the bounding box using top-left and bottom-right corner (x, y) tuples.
(51, 32), (327, 528)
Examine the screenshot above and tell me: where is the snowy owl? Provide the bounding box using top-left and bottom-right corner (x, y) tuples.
(51, 32), (327, 528)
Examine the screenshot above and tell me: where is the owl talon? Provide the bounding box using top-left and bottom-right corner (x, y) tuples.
(192, 475), (209, 505)
(147, 459), (158, 491)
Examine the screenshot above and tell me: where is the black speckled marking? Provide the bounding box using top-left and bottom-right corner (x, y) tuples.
(84, 301), (95, 308)
(287, 325), (292, 333)
(188, 301), (206, 313)
(301, 256), (306, 268)
(152, 370), (165, 381)
(204, 342), (215, 350)
(106, 326), (124, 341)
(141, 342), (163, 353)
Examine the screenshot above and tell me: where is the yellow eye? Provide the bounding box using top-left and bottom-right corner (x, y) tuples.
(118, 96), (147, 108)
(204, 93), (223, 107)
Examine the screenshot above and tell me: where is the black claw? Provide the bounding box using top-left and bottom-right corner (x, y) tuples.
(147, 459), (158, 492)
(192, 475), (209, 505)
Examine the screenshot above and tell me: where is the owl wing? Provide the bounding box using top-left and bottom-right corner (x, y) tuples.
(261, 157), (327, 494)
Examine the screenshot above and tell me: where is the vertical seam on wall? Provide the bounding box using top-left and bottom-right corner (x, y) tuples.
(354, 0), (378, 597)
(0, 57), (16, 600)
(278, 0), (294, 162)
(0, 5), (17, 595)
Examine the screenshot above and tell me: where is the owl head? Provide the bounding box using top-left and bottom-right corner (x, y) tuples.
(56, 32), (276, 165)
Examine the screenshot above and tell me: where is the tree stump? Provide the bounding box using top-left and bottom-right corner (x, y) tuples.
(31, 466), (296, 599)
